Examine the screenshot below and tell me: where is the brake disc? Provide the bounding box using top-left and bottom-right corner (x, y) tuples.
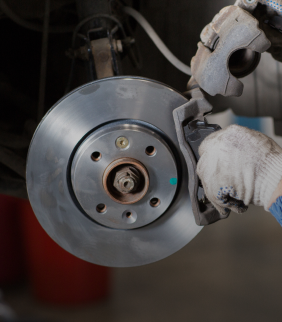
(26, 77), (202, 267)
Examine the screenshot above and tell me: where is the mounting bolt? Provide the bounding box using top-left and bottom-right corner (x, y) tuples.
(113, 39), (123, 53)
(116, 137), (129, 149)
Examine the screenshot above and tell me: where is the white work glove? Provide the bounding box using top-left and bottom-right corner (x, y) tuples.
(235, 0), (282, 15)
(196, 125), (282, 215)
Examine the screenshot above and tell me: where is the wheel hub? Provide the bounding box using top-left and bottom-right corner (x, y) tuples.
(71, 121), (178, 229)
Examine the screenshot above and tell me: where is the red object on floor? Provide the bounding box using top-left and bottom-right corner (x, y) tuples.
(0, 195), (25, 286)
(20, 200), (111, 306)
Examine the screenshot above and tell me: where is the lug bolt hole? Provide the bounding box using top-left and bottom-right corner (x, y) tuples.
(122, 210), (137, 223)
(150, 198), (160, 208)
(126, 212), (132, 218)
(91, 151), (102, 162)
(96, 203), (107, 213)
(145, 146), (156, 156)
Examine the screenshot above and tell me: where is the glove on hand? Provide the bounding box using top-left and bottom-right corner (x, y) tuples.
(196, 125), (282, 215)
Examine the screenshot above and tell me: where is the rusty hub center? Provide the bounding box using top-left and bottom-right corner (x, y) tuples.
(103, 158), (149, 205)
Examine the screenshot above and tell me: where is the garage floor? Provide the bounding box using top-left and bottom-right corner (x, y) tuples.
(3, 204), (282, 322)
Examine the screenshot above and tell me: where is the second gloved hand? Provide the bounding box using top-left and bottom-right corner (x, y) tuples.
(196, 124), (282, 215)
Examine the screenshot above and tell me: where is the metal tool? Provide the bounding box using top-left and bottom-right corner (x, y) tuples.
(26, 77), (203, 267)
(173, 88), (230, 226)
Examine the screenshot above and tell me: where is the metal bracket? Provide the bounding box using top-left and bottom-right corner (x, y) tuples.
(91, 38), (114, 79)
(191, 5), (270, 97)
(173, 89), (230, 226)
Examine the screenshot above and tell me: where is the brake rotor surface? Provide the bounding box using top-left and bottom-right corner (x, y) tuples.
(27, 77), (203, 267)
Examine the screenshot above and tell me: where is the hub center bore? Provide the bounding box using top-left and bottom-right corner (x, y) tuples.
(103, 158), (149, 205)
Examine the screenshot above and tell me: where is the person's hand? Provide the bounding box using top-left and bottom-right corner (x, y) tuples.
(196, 125), (282, 215)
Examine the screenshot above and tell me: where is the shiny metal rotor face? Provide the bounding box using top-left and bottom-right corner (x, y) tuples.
(27, 77), (203, 267)
(71, 122), (178, 230)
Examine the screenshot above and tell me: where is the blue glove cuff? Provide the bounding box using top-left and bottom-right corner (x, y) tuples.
(269, 196), (282, 226)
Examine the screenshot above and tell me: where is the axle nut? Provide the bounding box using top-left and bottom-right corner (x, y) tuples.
(103, 158), (149, 205)
(113, 166), (141, 193)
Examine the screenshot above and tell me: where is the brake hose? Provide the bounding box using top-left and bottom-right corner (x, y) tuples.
(123, 6), (192, 76)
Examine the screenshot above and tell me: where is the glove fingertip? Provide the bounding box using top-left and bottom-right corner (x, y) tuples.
(229, 205), (249, 214)
(209, 199), (230, 216)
